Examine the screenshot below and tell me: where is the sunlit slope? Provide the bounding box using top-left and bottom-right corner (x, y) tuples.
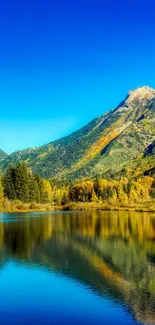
(1, 86), (155, 179)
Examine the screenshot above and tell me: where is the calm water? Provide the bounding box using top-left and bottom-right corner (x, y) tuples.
(0, 211), (155, 324)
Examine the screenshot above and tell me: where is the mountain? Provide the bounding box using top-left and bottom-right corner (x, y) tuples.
(0, 86), (155, 180)
(0, 149), (8, 161)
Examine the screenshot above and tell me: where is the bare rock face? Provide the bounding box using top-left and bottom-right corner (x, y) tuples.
(128, 86), (155, 103)
(117, 86), (155, 112)
(0, 86), (155, 180)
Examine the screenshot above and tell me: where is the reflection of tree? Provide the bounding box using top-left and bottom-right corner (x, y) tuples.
(1, 211), (155, 324)
(4, 215), (53, 259)
(0, 222), (4, 249)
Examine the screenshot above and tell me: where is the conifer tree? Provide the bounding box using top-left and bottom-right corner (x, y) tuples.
(3, 164), (16, 200)
(14, 162), (30, 202)
(34, 174), (43, 202)
(29, 175), (40, 202)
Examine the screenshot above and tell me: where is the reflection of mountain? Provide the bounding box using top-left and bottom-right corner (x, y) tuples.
(1, 211), (155, 324)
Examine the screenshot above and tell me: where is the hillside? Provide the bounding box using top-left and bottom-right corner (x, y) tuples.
(0, 149), (8, 161)
(0, 86), (155, 180)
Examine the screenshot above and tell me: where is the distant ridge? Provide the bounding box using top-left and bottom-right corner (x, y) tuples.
(0, 86), (155, 180)
(0, 149), (8, 161)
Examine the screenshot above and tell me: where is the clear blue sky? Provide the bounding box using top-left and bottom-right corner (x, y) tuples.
(0, 0), (155, 154)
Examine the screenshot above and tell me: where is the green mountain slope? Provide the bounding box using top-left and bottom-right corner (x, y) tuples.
(1, 86), (155, 180)
(0, 149), (8, 161)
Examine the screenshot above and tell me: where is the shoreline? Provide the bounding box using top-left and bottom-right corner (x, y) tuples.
(0, 201), (155, 213)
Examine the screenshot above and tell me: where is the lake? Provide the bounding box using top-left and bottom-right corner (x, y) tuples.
(0, 210), (155, 324)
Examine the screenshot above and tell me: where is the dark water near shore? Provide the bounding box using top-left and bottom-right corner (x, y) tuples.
(0, 210), (155, 324)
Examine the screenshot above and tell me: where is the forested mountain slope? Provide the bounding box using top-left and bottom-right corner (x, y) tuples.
(1, 86), (155, 180)
(0, 149), (8, 161)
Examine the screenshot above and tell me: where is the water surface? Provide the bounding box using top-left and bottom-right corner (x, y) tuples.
(0, 210), (155, 324)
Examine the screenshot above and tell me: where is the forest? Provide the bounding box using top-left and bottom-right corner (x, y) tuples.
(0, 162), (155, 212)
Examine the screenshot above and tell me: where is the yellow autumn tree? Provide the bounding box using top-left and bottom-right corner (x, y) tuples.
(41, 179), (52, 203)
(70, 180), (94, 202)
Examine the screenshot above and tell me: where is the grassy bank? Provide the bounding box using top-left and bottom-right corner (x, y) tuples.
(0, 199), (155, 213)
(62, 201), (155, 212)
(0, 200), (61, 213)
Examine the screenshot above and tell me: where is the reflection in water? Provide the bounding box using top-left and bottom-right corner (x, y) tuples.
(0, 210), (155, 324)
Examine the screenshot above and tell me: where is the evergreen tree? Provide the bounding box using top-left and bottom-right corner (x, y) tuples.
(34, 174), (43, 202)
(14, 162), (30, 202)
(3, 164), (16, 200)
(29, 175), (40, 202)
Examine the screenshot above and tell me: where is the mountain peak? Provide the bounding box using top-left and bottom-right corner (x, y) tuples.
(0, 85), (155, 180)
(117, 86), (155, 112)
(127, 86), (155, 104)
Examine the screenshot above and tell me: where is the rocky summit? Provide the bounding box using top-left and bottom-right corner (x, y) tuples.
(0, 86), (155, 180)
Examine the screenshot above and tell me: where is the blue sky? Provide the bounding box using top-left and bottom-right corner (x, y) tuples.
(0, 0), (155, 153)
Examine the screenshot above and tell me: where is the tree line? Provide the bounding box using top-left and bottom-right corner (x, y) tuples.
(0, 162), (155, 210)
